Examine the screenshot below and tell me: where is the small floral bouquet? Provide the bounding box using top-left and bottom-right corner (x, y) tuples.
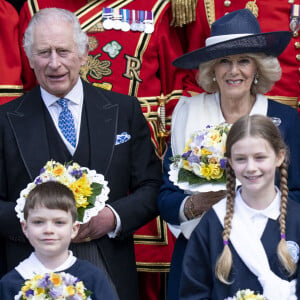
(169, 123), (231, 193)
(15, 272), (92, 299)
(225, 289), (266, 300)
(15, 160), (110, 223)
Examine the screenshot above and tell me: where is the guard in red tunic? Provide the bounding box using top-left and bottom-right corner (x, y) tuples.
(19, 1), (196, 299)
(172, 0), (300, 111)
(0, 0), (23, 105)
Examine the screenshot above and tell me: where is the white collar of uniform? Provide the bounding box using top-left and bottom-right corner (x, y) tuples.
(213, 188), (294, 299)
(15, 251), (77, 279)
(237, 187), (280, 221)
(40, 78), (83, 108)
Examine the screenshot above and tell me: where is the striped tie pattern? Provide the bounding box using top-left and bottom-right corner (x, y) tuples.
(57, 98), (77, 147)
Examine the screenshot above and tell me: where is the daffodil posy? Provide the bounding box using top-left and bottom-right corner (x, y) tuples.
(225, 289), (266, 300)
(15, 160), (110, 223)
(16, 272), (92, 300)
(172, 123), (231, 185)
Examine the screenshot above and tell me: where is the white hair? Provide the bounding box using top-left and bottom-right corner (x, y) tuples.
(23, 7), (88, 60)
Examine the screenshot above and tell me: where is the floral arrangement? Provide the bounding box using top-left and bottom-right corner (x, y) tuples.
(225, 289), (266, 299)
(15, 160), (110, 223)
(15, 272), (92, 299)
(170, 123), (231, 189)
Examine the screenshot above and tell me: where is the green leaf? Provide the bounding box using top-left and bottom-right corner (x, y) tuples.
(85, 290), (93, 297)
(87, 194), (96, 206)
(178, 168), (226, 185)
(91, 182), (102, 196)
(77, 207), (85, 222)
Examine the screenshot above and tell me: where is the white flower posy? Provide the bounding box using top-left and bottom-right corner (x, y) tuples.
(15, 160), (110, 224)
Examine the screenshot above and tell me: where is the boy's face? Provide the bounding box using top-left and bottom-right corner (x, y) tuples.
(22, 205), (79, 265)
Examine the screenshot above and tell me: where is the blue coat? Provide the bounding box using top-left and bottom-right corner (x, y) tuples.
(180, 199), (300, 299)
(0, 258), (119, 300)
(158, 99), (300, 300)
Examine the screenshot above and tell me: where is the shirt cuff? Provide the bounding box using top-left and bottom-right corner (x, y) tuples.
(106, 204), (122, 238)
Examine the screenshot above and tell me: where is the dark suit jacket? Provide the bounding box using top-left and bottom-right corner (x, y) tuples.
(0, 80), (161, 300)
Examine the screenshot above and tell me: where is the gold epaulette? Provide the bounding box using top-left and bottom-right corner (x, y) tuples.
(171, 0), (197, 27)
(267, 95), (299, 109)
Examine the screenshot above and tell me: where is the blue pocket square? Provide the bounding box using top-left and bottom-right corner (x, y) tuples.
(115, 132), (131, 145)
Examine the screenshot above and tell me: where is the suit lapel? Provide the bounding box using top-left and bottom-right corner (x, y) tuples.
(7, 82), (119, 179)
(82, 81), (118, 176)
(7, 86), (50, 180)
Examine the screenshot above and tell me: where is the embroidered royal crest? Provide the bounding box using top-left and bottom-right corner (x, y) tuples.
(88, 21), (105, 33)
(102, 41), (123, 59)
(80, 53), (112, 82)
(92, 82), (113, 91)
(286, 240), (300, 263)
(88, 36), (99, 51)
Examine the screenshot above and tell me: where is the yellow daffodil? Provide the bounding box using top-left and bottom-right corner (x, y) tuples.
(51, 273), (63, 286)
(201, 148), (212, 155)
(69, 175), (92, 203)
(200, 164), (212, 180)
(209, 164), (224, 180)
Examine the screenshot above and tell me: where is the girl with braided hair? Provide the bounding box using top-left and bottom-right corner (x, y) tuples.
(180, 115), (300, 300)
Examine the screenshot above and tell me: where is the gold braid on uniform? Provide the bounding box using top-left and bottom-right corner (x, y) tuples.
(171, 0), (197, 26)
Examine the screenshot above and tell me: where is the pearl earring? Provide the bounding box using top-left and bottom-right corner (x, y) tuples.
(254, 74), (259, 85)
(212, 76), (216, 82)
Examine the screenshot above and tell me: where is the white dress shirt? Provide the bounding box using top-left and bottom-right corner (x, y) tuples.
(41, 78), (83, 155)
(40, 79), (121, 237)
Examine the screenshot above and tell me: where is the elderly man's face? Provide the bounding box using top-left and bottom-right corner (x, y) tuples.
(29, 20), (87, 98)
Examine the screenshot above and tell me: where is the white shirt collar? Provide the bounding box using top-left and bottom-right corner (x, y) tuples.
(40, 78), (83, 107)
(15, 251), (77, 279)
(237, 187), (281, 221)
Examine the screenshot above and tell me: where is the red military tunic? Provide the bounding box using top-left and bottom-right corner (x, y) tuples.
(0, 0), (23, 104)
(19, 1), (194, 298)
(181, 0), (300, 110)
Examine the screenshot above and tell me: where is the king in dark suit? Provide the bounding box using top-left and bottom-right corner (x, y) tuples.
(0, 8), (161, 300)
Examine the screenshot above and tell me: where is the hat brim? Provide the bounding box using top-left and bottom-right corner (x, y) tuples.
(173, 31), (292, 69)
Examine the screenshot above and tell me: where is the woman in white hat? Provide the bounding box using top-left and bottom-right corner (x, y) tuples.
(158, 8), (300, 300)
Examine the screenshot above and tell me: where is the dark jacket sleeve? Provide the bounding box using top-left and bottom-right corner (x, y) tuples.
(157, 145), (187, 225)
(179, 212), (213, 300)
(107, 95), (162, 236)
(0, 269), (24, 299)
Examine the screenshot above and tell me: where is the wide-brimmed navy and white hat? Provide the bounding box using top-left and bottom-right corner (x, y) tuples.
(173, 9), (292, 69)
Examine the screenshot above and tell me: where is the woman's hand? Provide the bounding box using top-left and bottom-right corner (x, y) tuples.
(184, 190), (227, 220)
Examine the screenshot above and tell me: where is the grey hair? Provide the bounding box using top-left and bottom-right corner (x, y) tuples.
(23, 7), (88, 60)
(196, 53), (281, 95)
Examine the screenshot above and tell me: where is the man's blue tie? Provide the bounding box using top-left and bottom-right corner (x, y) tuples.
(56, 98), (77, 148)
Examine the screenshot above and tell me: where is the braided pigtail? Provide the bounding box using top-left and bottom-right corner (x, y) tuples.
(277, 159), (296, 275)
(215, 163), (236, 284)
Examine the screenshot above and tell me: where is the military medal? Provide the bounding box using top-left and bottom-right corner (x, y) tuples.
(144, 11), (154, 34)
(121, 9), (130, 32)
(130, 10), (138, 31)
(290, 4), (300, 33)
(112, 8), (122, 30)
(103, 8), (113, 30)
(137, 11), (145, 32)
